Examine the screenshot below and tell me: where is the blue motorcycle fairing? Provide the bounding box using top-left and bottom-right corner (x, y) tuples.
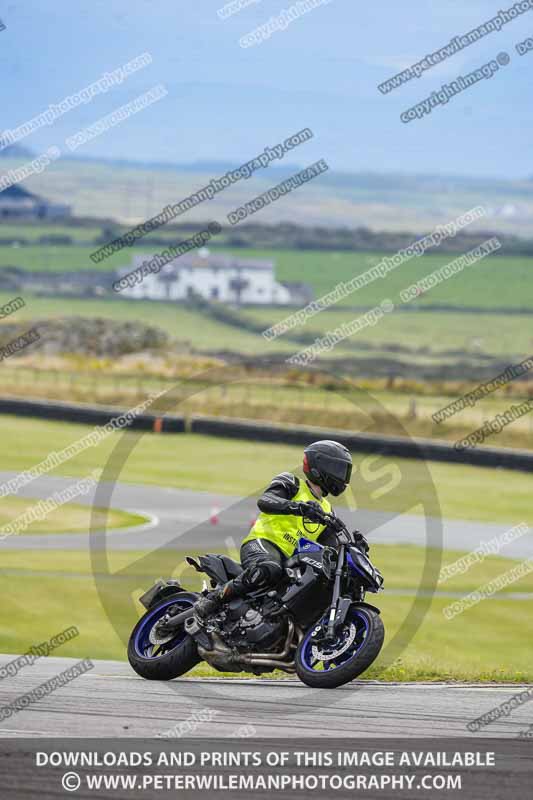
(297, 537), (324, 553)
(347, 548), (383, 593)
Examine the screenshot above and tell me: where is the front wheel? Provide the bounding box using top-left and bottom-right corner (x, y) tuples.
(127, 592), (201, 680)
(295, 606), (384, 689)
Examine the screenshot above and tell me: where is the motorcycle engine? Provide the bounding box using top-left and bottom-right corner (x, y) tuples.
(222, 599), (284, 650)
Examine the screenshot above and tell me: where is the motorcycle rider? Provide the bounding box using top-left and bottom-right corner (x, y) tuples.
(195, 439), (368, 619)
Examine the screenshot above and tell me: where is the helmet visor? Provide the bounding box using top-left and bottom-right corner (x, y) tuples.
(319, 454), (352, 484)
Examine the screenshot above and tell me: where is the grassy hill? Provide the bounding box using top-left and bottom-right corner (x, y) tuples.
(2, 153), (533, 235)
(3, 291), (532, 360)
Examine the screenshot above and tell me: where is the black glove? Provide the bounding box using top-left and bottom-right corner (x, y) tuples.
(288, 500), (325, 524)
(352, 531), (369, 553)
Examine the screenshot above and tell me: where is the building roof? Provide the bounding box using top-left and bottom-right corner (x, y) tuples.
(0, 184), (40, 200)
(131, 252), (274, 274)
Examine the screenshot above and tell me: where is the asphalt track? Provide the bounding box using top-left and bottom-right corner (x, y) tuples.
(0, 655), (531, 738)
(1, 472), (531, 560)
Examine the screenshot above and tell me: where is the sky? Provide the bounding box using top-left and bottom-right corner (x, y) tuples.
(0, 0), (532, 178)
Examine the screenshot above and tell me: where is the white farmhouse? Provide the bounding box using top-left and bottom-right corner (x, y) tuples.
(119, 250), (312, 306)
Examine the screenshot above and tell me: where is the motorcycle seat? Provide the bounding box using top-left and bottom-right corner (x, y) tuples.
(219, 555), (243, 579)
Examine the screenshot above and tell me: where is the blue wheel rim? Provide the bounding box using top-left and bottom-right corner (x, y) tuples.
(133, 597), (195, 660)
(301, 609), (369, 673)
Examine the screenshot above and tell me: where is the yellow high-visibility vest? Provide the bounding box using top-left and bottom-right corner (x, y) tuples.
(242, 479), (332, 557)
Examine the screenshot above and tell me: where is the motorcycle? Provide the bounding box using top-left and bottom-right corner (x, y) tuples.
(127, 509), (384, 689)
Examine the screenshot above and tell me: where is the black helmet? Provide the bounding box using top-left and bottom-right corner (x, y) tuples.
(303, 440), (352, 496)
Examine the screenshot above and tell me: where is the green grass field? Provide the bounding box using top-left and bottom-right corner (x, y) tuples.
(2, 242), (533, 310)
(0, 417), (530, 681)
(0, 496), (147, 535)
(2, 290), (533, 368)
(218, 248), (533, 311)
(0, 244), (146, 272)
(0, 291), (295, 355)
(0, 546), (531, 682)
(244, 306), (533, 360)
(0, 223), (103, 242)
(0, 415), (530, 525)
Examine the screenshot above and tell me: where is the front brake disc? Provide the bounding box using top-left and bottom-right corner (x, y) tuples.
(311, 622), (357, 662)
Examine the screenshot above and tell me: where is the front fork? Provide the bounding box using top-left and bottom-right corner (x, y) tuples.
(326, 544), (345, 639)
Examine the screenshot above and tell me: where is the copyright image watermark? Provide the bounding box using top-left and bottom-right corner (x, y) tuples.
(217, 0), (262, 20)
(235, 723), (258, 737)
(443, 557), (533, 620)
(401, 53), (510, 124)
(0, 470), (102, 541)
(467, 686), (533, 732)
(284, 237), (500, 365)
(91, 128), (312, 263)
(112, 222), (221, 292)
(0, 52), (152, 150)
(239, 0), (333, 48)
(0, 296), (25, 320)
(158, 708), (219, 738)
(439, 522), (529, 583)
(262, 206), (486, 341)
(66, 84), (168, 152)
(398, 238), (502, 302)
(0, 326), (41, 362)
(227, 159), (329, 225)
(379, 0), (533, 95)
(0, 147), (61, 192)
(455, 399), (533, 450)
(0, 388), (168, 499)
(0, 659), (94, 721)
(516, 33), (533, 53)
(286, 301), (394, 366)
(433, 355), (533, 424)
(0, 626), (80, 680)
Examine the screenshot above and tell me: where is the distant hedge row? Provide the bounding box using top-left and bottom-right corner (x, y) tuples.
(5, 219), (533, 255)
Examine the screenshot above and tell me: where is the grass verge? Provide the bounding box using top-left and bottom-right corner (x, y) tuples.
(0, 416), (530, 525)
(0, 546), (531, 682)
(0, 496), (148, 535)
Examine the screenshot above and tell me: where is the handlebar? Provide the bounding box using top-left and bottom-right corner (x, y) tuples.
(301, 507), (352, 541)
(300, 505), (370, 553)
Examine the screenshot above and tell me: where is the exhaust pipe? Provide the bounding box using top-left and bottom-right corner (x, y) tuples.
(168, 607), (303, 675)
(244, 659), (296, 673)
(240, 620), (295, 662)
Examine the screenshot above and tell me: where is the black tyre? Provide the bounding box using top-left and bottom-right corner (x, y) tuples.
(127, 592), (201, 680)
(295, 606), (384, 689)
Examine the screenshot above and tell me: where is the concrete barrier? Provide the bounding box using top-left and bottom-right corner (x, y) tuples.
(190, 414), (533, 473)
(0, 398), (531, 473)
(0, 397), (185, 432)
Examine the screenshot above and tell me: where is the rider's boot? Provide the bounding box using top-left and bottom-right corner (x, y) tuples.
(194, 580), (240, 619)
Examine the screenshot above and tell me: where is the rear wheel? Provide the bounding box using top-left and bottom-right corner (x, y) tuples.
(295, 606), (384, 689)
(127, 593), (201, 680)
